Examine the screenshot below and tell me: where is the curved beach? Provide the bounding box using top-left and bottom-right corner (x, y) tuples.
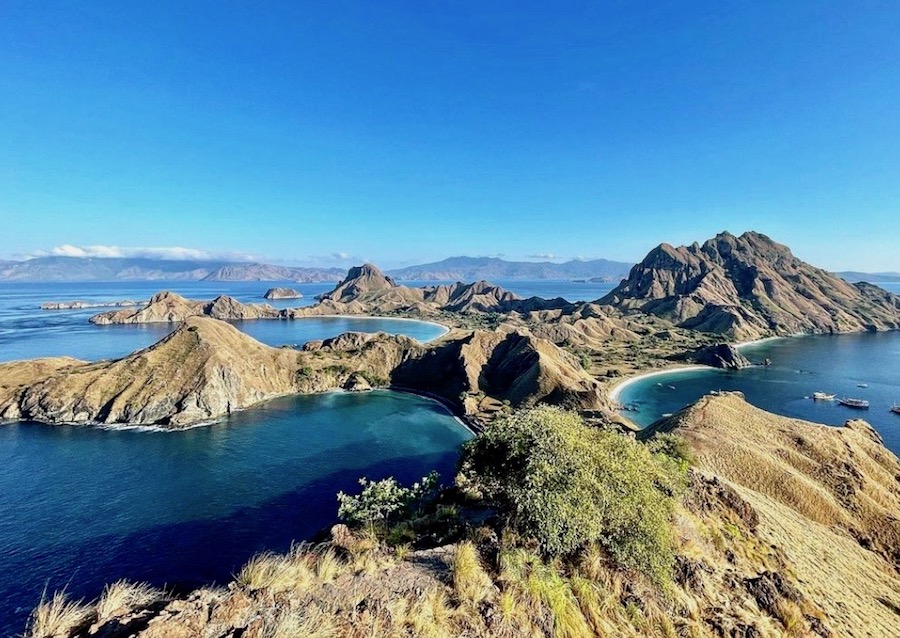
(608, 365), (713, 403)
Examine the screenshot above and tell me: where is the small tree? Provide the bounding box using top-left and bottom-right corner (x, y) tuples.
(337, 471), (440, 528)
(459, 406), (685, 584)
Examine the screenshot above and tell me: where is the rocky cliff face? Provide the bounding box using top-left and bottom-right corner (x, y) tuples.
(601, 231), (900, 340)
(318, 263), (399, 302)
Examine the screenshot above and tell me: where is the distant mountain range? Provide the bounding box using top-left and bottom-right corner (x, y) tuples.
(386, 256), (633, 282)
(0, 257), (345, 282)
(836, 271), (900, 283)
(7, 254), (892, 285)
(0, 255), (634, 283)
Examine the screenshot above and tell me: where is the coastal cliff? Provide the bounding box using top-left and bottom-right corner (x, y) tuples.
(601, 231), (900, 340)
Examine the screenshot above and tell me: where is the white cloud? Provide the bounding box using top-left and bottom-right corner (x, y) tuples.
(526, 252), (555, 260)
(30, 244), (258, 262)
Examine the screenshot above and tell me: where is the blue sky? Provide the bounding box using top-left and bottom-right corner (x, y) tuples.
(2, 2), (899, 270)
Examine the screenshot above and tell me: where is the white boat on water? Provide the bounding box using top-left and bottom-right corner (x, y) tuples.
(857, 383), (869, 388)
(838, 397), (870, 409)
(812, 392), (835, 401)
(891, 405), (900, 415)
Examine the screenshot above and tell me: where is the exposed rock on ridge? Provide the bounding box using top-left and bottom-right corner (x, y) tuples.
(687, 343), (752, 369)
(601, 231), (900, 340)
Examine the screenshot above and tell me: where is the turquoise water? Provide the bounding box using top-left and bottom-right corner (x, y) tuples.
(618, 330), (900, 455)
(0, 391), (471, 635)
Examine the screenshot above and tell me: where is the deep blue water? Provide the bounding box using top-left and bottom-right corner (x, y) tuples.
(619, 325), (900, 455)
(0, 391), (470, 636)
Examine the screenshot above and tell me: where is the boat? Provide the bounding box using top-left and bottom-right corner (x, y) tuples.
(837, 397), (870, 409)
(892, 405), (900, 415)
(857, 383), (869, 388)
(812, 392), (835, 401)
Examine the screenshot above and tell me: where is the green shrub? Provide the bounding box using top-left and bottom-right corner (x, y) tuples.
(645, 432), (694, 471)
(459, 406), (685, 584)
(337, 471), (440, 528)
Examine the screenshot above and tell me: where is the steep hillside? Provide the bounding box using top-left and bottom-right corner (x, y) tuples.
(601, 231), (900, 340)
(0, 317), (302, 426)
(37, 397), (900, 637)
(648, 392), (900, 634)
(394, 328), (610, 418)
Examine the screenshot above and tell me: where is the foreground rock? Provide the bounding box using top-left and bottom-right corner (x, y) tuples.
(263, 287), (302, 300)
(602, 231), (900, 340)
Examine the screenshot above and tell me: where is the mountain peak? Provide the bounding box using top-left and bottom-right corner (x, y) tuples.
(601, 231), (900, 340)
(319, 263), (398, 302)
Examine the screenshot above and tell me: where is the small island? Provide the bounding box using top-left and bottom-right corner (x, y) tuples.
(263, 287), (303, 300)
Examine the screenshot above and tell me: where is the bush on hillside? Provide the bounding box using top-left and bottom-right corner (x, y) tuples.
(337, 471), (440, 528)
(459, 406), (686, 583)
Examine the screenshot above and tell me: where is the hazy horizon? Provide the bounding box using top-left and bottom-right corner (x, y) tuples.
(3, 3), (899, 271)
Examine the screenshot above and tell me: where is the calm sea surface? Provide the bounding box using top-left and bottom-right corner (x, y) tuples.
(618, 283), (900, 455)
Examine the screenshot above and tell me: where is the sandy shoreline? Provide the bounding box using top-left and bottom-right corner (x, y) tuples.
(299, 314), (450, 341)
(608, 365), (714, 403)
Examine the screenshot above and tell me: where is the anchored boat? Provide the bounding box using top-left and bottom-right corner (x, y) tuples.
(838, 397), (870, 409)
(891, 405), (900, 415)
(812, 392), (835, 401)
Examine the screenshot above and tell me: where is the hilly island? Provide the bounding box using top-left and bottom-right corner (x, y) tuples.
(6, 231), (900, 638)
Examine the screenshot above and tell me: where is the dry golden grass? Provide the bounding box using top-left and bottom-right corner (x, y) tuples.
(95, 580), (161, 620)
(24, 591), (92, 638)
(264, 605), (339, 638)
(451, 541), (494, 607)
(236, 544), (322, 593)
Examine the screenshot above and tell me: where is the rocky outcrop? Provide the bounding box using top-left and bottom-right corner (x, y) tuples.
(90, 292), (281, 324)
(601, 231), (900, 340)
(263, 287), (302, 300)
(688, 343), (752, 369)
